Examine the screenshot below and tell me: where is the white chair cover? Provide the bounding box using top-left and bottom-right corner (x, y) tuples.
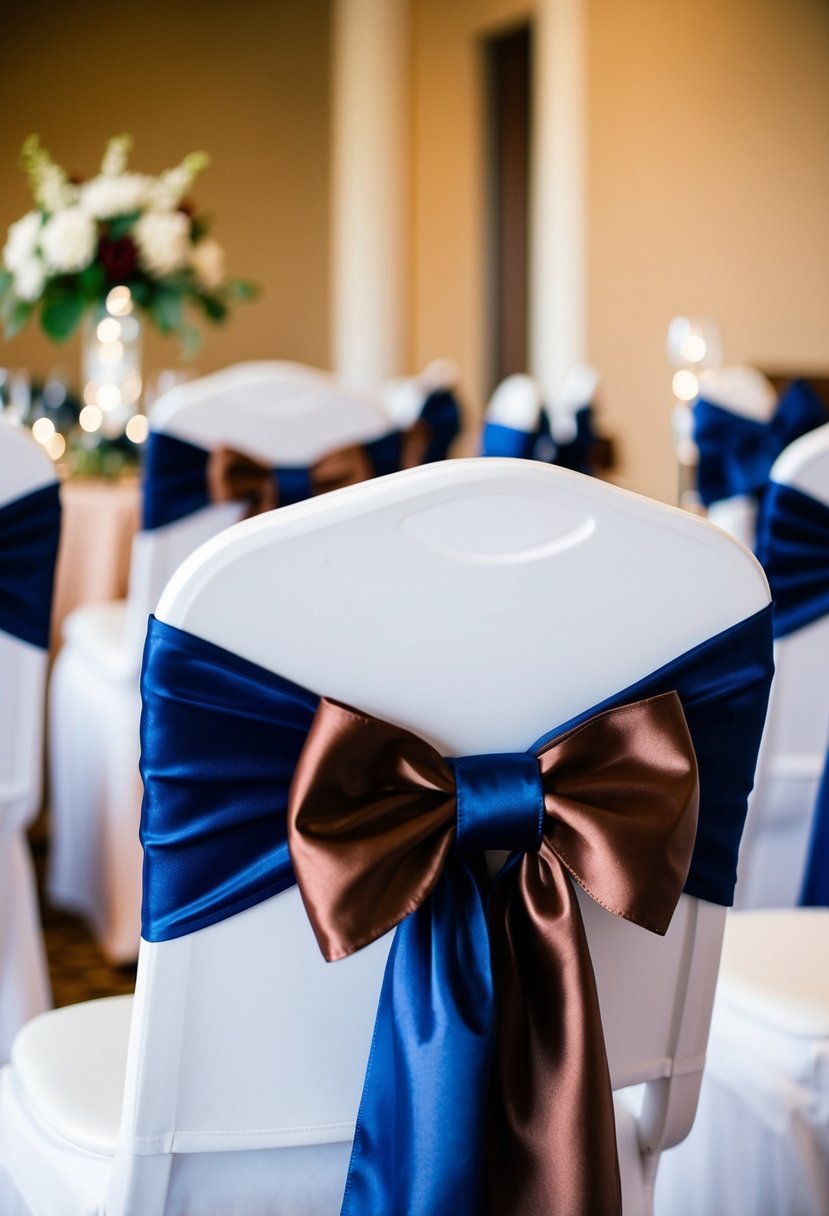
(0, 419), (56, 1062)
(734, 422), (829, 909)
(0, 458), (769, 1215)
(655, 907), (829, 1216)
(47, 364), (395, 961)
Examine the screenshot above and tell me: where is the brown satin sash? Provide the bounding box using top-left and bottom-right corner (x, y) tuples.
(288, 691), (699, 1216)
(206, 443), (375, 514)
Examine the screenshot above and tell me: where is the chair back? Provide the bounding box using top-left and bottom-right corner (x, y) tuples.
(125, 363), (394, 657)
(111, 459), (770, 1211)
(0, 419), (58, 827)
(735, 422), (829, 907)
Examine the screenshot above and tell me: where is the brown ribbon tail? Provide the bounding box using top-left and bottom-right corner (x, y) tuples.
(287, 697), (457, 960)
(486, 689), (700, 1216)
(207, 446), (279, 514)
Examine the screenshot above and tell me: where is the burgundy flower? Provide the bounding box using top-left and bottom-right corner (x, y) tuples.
(99, 236), (138, 282)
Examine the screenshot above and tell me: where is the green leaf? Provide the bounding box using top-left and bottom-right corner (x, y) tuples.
(107, 211), (140, 240)
(226, 277), (259, 301)
(79, 261), (106, 301)
(126, 277), (151, 306)
(200, 293), (228, 323)
(0, 270), (13, 300)
(40, 292), (86, 341)
(149, 287), (184, 334)
(3, 297), (34, 338)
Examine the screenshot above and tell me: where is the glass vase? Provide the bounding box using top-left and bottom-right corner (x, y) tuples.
(80, 289), (143, 441)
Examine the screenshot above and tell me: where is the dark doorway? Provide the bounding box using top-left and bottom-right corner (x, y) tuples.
(484, 24), (532, 397)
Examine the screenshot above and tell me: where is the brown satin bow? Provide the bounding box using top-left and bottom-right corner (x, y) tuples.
(288, 690), (699, 1216)
(206, 443), (375, 514)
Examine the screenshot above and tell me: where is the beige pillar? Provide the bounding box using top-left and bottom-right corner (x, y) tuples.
(331, 0), (410, 391)
(530, 0), (587, 403)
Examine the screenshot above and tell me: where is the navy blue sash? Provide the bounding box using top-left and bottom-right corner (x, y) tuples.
(756, 481), (829, 640)
(0, 482), (61, 649)
(694, 379), (825, 509)
(481, 406), (595, 474)
(419, 389), (461, 463)
(755, 480), (829, 907)
(140, 605), (772, 1214)
(141, 430), (405, 531)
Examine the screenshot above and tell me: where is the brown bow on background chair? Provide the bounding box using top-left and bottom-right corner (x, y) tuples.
(206, 443), (375, 515)
(288, 690), (700, 1216)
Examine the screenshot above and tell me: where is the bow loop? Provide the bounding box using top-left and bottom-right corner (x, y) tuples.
(538, 691), (700, 934)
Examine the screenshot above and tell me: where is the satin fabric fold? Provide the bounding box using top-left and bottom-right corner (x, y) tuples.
(0, 482), (61, 649)
(139, 606), (773, 1213)
(288, 692), (699, 1216)
(754, 480), (829, 908)
(755, 481), (829, 640)
(141, 430), (405, 531)
(693, 378), (825, 509)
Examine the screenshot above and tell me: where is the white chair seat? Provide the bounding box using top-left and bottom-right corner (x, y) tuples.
(11, 996), (131, 1156)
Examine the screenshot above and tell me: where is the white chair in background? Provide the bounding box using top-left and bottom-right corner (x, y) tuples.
(0, 458), (770, 1215)
(734, 422), (829, 909)
(654, 907), (829, 1216)
(694, 365), (778, 548)
(0, 419), (59, 1062)
(377, 357), (461, 462)
(479, 373), (542, 456)
(48, 365), (396, 963)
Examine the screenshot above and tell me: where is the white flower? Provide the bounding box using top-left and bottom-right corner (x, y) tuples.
(3, 211), (42, 271)
(40, 207), (97, 273)
(13, 256), (46, 302)
(80, 173), (149, 219)
(134, 209), (191, 276)
(146, 151), (209, 211)
(38, 164), (77, 212)
(190, 237), (226, 290)
(100, 133), (133, 177)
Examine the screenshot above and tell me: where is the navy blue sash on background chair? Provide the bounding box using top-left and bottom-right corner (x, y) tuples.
(0, 417), (61, 1063)
(0, 458), (772, 1216)
(693, 365), (825, 550)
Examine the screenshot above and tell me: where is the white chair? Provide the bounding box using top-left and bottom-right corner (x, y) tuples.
(0, 419), (58, 1062)
(654, 907), (829, 1216)
(694, 365), (778, 548)
(48, 365), (396, 962)
(0, 458), (770, 1215)
(734, 422), (829, 909)
(377, 357), (462, 462)
(480, 373), (542, 456)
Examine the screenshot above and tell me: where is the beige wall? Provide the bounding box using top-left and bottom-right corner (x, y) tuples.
(411, 0), (829, 499)
(588, 0), (829, 500)
(0, 0), (330, 387)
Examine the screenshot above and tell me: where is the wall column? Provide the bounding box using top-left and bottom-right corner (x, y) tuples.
(530, 0), (587, 402)
(331, 0), (410, 391)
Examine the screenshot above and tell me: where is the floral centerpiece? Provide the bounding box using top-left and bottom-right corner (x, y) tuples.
(0, 133), (256, 354)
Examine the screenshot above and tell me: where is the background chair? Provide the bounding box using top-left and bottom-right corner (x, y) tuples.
(48, 364), (396, 962)
(481, 364), (599, 472)
(1, 458), (769, 1215)
(733, 421), (829, 909)
(693, 366), (825, 549)
(654, 907), (829, 1216)
(0, 419), (59, 1062)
